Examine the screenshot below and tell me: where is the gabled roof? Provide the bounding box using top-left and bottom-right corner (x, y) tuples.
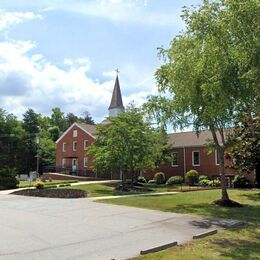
(55, 122), (96, 143)
(168, 130), (224, 147)
(109, 75), (124, 110)
(76, 122), (96, 135)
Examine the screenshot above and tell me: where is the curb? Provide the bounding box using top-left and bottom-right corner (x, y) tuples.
(193, 229), (217, 239)
(226, 221), (246, 228)
(140, 241), (178, 255)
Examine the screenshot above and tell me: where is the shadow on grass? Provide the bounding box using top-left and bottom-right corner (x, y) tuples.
(241, 192), (260, 202)
(165, 203), (260, 225)
(212, 228), (260, 259)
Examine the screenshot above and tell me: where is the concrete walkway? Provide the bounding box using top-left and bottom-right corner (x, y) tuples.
(0, 195), (244, 260)
(88, 191), (179, 201)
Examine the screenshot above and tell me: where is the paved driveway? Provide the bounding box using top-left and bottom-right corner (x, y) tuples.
(0, 195), (239, 260)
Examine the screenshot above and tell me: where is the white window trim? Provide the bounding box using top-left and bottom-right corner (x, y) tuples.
(171, 153), (178, 167)
(73, 129), (78, 137)
(215, 149), (220, 165)
(62, 142), (66, 152)
(192, 151), (200, 166)
(73, 141), (77, 151)
(83, 157), (88, 168)
(84, 140), (88, 150)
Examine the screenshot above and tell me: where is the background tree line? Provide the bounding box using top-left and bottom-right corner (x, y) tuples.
(0, 107), (94, 175)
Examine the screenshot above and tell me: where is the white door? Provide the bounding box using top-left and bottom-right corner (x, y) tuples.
(72, 159), (78, 172)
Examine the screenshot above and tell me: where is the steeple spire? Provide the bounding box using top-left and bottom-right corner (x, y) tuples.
(108, 73), (124, 117)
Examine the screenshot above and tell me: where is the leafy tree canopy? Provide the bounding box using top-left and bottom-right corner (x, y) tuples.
(145, 0), (259, 204)
(88, 106), (169, 182)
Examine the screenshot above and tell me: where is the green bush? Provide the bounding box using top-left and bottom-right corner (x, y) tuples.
(153, 172), (165, 185)
(166, 176), (184, 185)
(208, 180), (221, 187)
(199, 175), (208, 181)
(137, 176), (147, 183)
(199, 179), (210, 186)
(34, 180), (44, 189)
(232, 175), (251, 188)
(185, 170), (199, 185)
(0, 168), (18, 190)
(148, 179), (156, 184)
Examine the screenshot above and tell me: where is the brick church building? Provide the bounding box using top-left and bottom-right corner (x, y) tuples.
(55, 75), (252, 183)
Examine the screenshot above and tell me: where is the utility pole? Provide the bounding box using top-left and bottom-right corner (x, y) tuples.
(36, 133), (40, 176)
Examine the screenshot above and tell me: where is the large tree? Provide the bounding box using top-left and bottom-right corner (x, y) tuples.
(146, 0), (259, 206)
(0, 109), (27, 174)
(228, 114), (260, 186)
(88, 106), (168, 183)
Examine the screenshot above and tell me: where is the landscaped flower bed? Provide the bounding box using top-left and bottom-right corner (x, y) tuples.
(12, 189), (87, 198)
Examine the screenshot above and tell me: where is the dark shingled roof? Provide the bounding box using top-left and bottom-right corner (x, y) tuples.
(109, 75), (124, 110)
(77, 123), (96, 135)
(167, 129), (231, 147)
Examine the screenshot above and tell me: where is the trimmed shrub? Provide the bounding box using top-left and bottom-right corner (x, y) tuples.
(232, 175), (251, 188)
(153, 172), (165, 185)
(199, 175), (208, 181)
(137, 176), (147, 183)
(208, 180), (221, 187)
(199, 179), (210, 186)
(34, 180), (44, 189)
(148, 179), (156, 184)
(166, 176), (184, 185)
(0, 168), (18, 190)
(185, 170), (199, 185)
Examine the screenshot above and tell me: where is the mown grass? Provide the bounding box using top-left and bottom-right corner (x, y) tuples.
(58, 183), (152, 197)
(19, 180), (77, 188)
(101, 189), (260, 259)
(58, 182), (218, 197)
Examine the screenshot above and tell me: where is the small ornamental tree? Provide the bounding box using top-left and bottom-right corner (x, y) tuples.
(88, 106), (168, 185)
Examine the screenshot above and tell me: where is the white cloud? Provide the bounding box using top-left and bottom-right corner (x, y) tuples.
(17, 0), (179, 27)
(0, 40), (155, 122)
(66, 0), (178, 27)
(0, 9), (42, 31)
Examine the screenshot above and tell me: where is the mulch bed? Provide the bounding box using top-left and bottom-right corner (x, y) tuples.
(171, 187), (221, 192)
(115, 184), (153, 192)
(12, 189), (87, 199)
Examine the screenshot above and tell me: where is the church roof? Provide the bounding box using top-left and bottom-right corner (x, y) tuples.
(77, 123), (97, 135)
(109, 75), (124, 110)
(167, 129), (228, 147)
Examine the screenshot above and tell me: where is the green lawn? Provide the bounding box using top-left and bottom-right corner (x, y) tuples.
(19, 180), (78, 188)
(58, 182), (217, 197)
(58, 183), (154, 197)
(100, 189), (260, 259)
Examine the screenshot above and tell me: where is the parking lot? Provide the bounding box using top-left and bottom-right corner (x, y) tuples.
(0, 194), (239, 260)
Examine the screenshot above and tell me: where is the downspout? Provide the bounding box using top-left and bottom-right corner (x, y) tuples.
(183, 146), (186, 178)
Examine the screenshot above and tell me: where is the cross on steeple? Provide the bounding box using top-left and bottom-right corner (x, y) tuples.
(115, 68), (120, 75)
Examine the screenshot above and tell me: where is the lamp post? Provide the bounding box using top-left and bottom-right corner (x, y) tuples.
(35, 133), (40, 176)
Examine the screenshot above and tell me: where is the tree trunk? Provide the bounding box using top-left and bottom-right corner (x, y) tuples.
(255, 162), (260, 187)
(218, 146), (230, 201)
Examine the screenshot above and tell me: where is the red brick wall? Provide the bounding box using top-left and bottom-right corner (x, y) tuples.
(56, 125), (95, 172)
(144, 146), (244, 181)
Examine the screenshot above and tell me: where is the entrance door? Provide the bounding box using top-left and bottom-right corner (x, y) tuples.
(72, 159), (78, 173)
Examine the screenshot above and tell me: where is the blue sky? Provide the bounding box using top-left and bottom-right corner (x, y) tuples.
(0, 0), (201, 123)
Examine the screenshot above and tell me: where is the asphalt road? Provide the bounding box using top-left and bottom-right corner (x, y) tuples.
(0, 194), (239, 260)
